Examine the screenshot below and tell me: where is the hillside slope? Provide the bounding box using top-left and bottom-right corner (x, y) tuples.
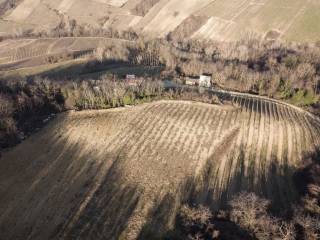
(1, 99), (320, 239)
(1, 0), (320, 42)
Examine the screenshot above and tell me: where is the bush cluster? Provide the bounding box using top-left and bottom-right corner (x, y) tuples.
(172, 192), (320, 240)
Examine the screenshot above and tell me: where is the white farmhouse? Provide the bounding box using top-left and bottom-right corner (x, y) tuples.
(199, 74), (212, 87)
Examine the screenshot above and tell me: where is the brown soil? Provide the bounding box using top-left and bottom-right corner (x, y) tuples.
(0, 99), (319, 239)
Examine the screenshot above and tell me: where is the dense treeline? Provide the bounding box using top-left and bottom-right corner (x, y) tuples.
(156, 38), (320, 108)
(0, 78), (64, 149)
(88, 36), (320, 110)
(71, 78), (223, 110)
(71, 77), (164, 110)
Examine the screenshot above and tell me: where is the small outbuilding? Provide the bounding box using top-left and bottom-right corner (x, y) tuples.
(126, 74), (136, 80)
(126, 74), (142, 86)
(185, 77), (199, 86)
(185, 74), (212, 87)
(199, 74), (212, 87)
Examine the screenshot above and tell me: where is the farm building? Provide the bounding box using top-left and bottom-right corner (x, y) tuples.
(199, 74), (212, 87)
(93, 86), (100, 92)
(126, 75), (142, 86)
(185, 77), (199, 86)
(126, 74), (136, 80)
(185, 74), (212, 87)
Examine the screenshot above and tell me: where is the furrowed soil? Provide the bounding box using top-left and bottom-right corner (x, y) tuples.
(2, 0), (320, 42)
(0, 99), (319, 239)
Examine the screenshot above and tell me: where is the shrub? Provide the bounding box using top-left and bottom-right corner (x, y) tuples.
(229, 192), (295, 240)
(284, 56), (299, 69)
(176, 205), (218, 240)
(290, 90), (318, 106)
(294, 208), (320, 240)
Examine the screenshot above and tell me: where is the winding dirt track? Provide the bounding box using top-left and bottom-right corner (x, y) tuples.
(0, 98), (319, 239)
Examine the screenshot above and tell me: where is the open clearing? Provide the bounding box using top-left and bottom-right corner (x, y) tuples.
(1, 0), (320, 42)
(1, 98), (319, 239)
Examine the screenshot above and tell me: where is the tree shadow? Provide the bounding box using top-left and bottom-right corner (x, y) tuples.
(16, 58), (163, 81)
(36, 59), (129, 80)
(55, 156), (142, 240)
(293, 150), (320, 197)
(187, 147), (300, 214)
(136, 172), (255, 240)
(136, 145), (316, 238)
(137, 193), (179, 240)
(0, 115), (143, 240)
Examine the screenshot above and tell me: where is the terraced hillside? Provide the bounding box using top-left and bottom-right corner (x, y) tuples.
(1, 98), (319, 239)
(1, 0), (320, 42)
(0, 37), (134, 71)
(0, 37), (129, 63)
(0, 37), (162, 76)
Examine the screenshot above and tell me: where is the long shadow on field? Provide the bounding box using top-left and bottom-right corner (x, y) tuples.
(0, 116), (143, 240)
(137, 190), (254, 240)
(185, 148), (301, 214)
(137, 193), (180, 239)
(37, 59), (128, 79)
(19, 58), (163, 81)
(293, 151), (320, 199)
(208, 148), (319, 212)
(136, 148), (317, 238)
(55, 154), (142, 239)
